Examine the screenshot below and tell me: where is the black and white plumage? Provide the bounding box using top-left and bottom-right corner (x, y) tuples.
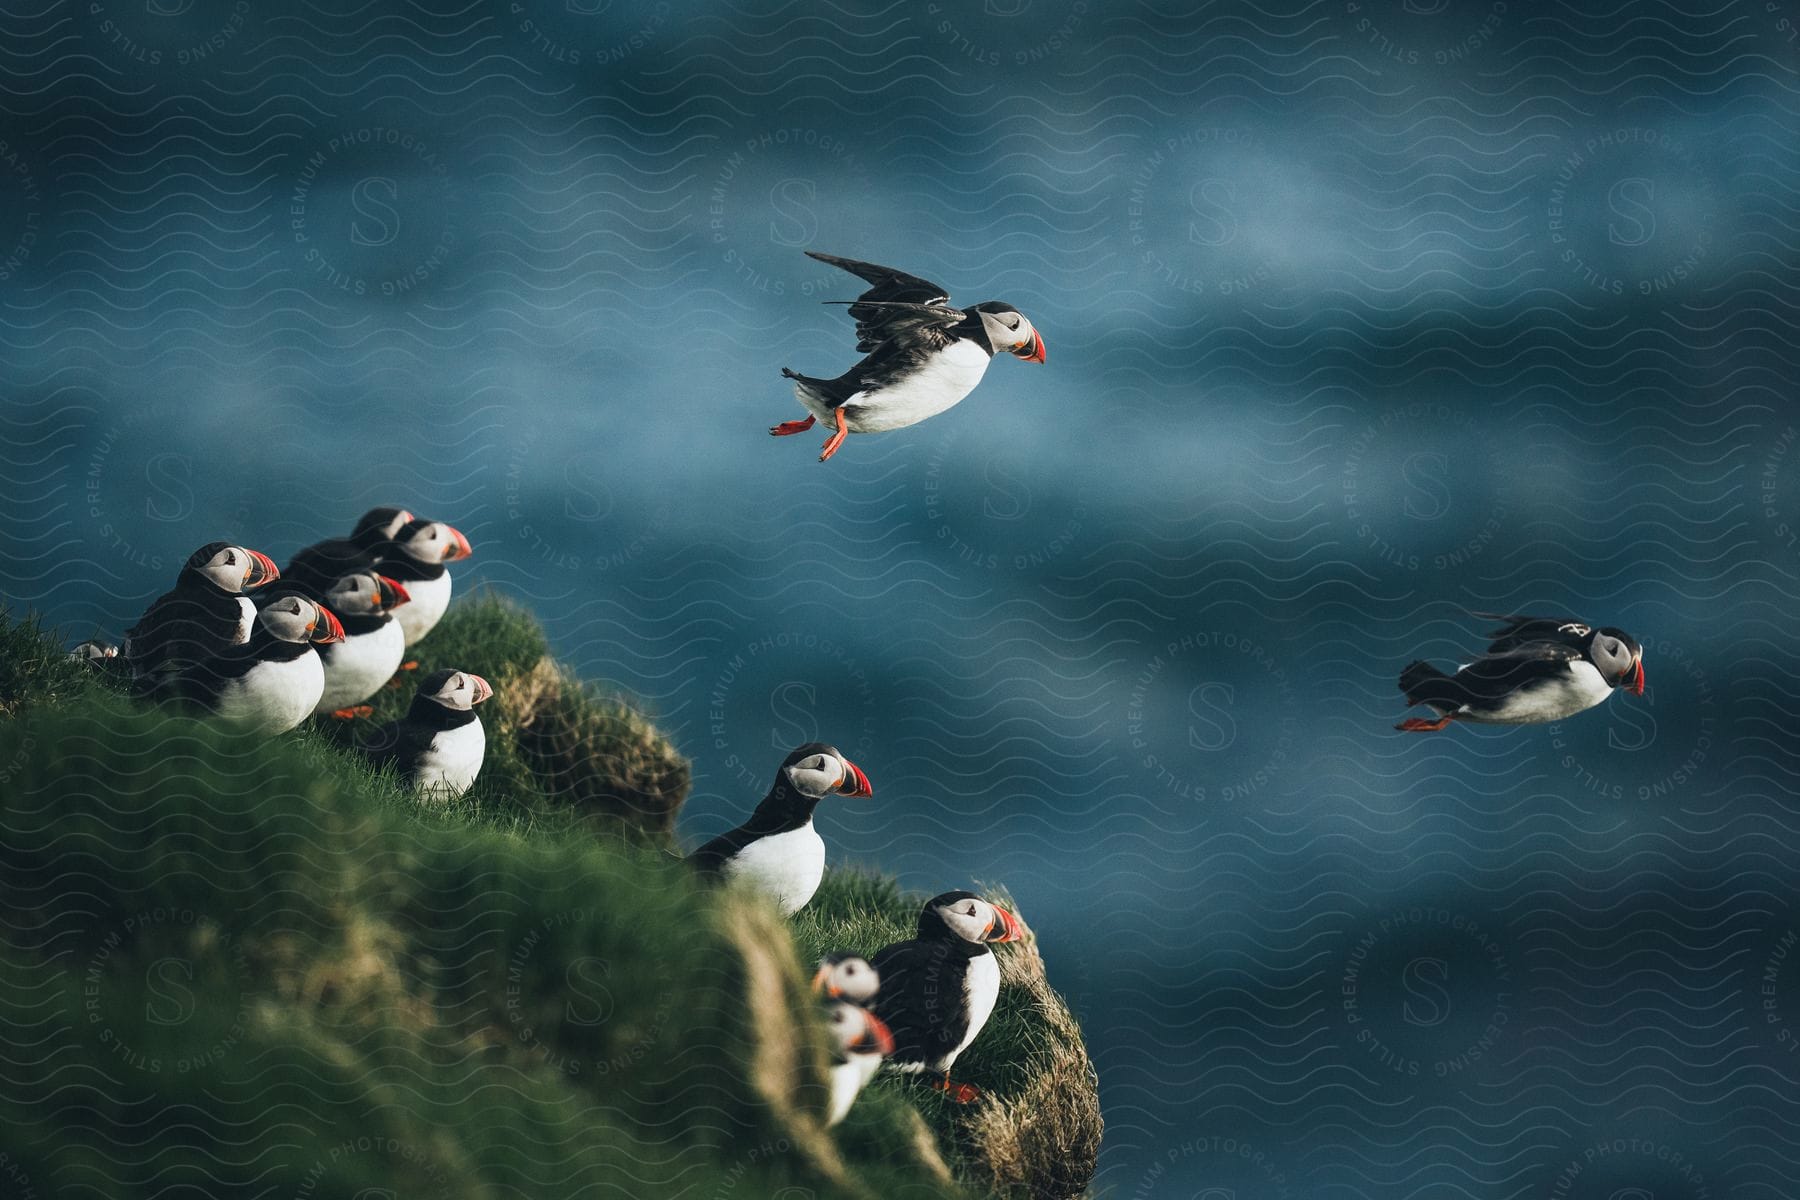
(282, 506), (415, 597)
(869, 890), (1023, 1104)
(360, 668), (493, 800)
(122, 541), (281, 679)
(1396, 613), (1646, 731)
(311, 571), (411, 715)
(770, 251), (1047, 462)
(821, 998), (894, 1126)
(686, 742), (873, 916)
(151, 593), (345, 733)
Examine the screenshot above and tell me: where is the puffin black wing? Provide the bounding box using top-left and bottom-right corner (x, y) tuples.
(358, 715), (436, 786)
(1406, 640), (1580, 710)
(869, 938), (968, 1070)
(686, 825), (755, 877)
(285, 537), (377, 598)
(1472, 613), (1592, 656)
(806, 251), (964, 353)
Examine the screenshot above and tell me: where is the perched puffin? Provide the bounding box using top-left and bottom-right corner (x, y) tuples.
(869, 891), (1023, 1103)
(70, 640), (120, 663)
(369, 518), (473, 648)
(1396, 613), (1646, 731)
(770, 251), (1047, 462)
(282, 506), (415, 596)
(311, 570), (411, 717)
(686, 743), (873, 916)
(360, 668), (493, 800)
(813, 952), (880, 1005)
(122, 541), (280, 678)
(821, 999), (894, 1126)
(153, 594), (344, 733)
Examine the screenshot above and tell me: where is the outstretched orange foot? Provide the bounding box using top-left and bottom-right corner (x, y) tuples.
(930, 1076), (983, 1104)
(819, 408), (849, 462)
(770, 415), (816, 436)
(1396, 715), (1454, 732)
(329, 706), (374, 720)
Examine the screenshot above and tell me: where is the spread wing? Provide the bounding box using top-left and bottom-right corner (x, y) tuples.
(806, 251), (963, 353)
(1472, 612), (1591, 656)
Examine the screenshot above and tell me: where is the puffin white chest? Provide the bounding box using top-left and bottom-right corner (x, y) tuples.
(413, 718), (486, 801)
(232, 596), (257, 644)
(827, 1052), (883, 1126)
(948, 952), (1001, 1070)
(395, 573), (452, 645)
(315, 619), (406, 712)
(1485, 659), (1614, 724)
(722, 821), (826, 916)
(216, 652), (323, 734)
(837, 339), (993, 434)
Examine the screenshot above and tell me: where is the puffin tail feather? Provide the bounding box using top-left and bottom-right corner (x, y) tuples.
(1398, 659), (1456, 708)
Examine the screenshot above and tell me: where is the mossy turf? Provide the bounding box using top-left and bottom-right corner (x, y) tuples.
(0, 601), (1098, 1199)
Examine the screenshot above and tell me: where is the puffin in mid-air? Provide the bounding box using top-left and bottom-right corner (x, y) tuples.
(309, 570), (411, 718)
(869, 890), (1023, 1104)
(122, 541), (281, 678)
(1396, 613), (1646, 731)
(821, 998), (894, 1126)
(686, 742), (873, 916)
(152, 593), (344, 733)
(359, 668), (493, 800)
(770, 250), (1047, 462)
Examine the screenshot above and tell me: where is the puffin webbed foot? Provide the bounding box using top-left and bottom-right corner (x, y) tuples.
(329, 706), (374, 720)
(770, 416), (816, 437)
(818, 408), (849, 462)
(930, 1075), (983, 1104)
(1396, 715), (1454, 732)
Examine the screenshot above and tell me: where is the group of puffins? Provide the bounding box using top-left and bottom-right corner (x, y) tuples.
(75, 507), (490, 801)
(687, 743), (1022, 1122)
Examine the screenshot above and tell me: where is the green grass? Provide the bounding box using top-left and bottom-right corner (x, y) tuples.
(0, 600), (1098, 1200)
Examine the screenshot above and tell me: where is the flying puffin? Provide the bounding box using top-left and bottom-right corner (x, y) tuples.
(686, 743), (873, 916)
(152, 593), (344, 733)
(1396, 613), (1646, 731)
(282, 506), (415, 595)
(769, 251), (1047, 462)
(367, 518), (473, 648)
(310, 570), (411, 718)
(869, 890), (1024, 1104)
(821, 999), (895, 1127)
(122, 541), (281, 679)
(360, 668), (493, 800)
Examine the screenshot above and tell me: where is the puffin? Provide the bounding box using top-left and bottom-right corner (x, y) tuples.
(310, 570), (411, 717)
(368, 518), (473, 648)
(122, 541), (281, 678)
(769, 251), (1047, 462)
(812, 952), (880, 1005)
(1396, 613), (1646, 731)
(282, 506), (415, 595)
(360, 668), (493, 800)
(821, 999), (894, 1126)
(152, 593), (344, 733)
(685, 743), (873, 916)
(869, 890), (1023, 1103)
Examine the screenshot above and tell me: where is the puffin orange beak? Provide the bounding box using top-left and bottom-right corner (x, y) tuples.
(836, 759), (872, 798)
(468, 673), (494, 705)
(811, 964), (839, 997)
(1013, 330), (1046, 364)
(852, 1010), (895, 1058)
(984, 905), (1024, 944)
(243, 550), (280, 590)
(310, 605), (346, 645)
(1629, 658), (1645, 696)
(443, 525), (473, 562)
(376, 575), (411, 608)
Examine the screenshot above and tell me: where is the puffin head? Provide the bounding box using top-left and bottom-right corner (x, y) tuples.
(919, 891), (1025, 946)
(973, 301), (1046, 364)
(778, 742), (872, 800)
(185, 541), (280, 594)
(350, 506), (415, 549)
(823, 999), (894, 1060)
(417, 668), (493, 712)
(1589, 627), (1645, 696)
(258, 594), (344, 645)
(812, 953), (880, 1004)
(323, 570), (411, 618)
(390, 518), (473, 565)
